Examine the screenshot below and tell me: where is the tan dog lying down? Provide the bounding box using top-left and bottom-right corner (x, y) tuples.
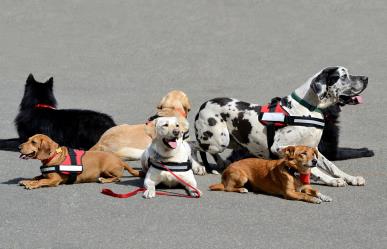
(90, 90), (191, 161)
(209, 146), (332, 204)
(19, 134), (141, 189)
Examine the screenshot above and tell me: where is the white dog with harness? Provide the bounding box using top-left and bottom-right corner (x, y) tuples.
(194, 66), (368, 187)
(141, 117), (204, 198)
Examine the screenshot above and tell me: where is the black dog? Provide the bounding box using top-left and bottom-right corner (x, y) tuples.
(0, 74), (116, 151)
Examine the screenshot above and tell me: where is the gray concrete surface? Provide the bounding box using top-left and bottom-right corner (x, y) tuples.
(0, 0), (386, 248)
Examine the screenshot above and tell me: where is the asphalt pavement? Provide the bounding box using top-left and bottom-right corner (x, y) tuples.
(0, 1), (386, 248)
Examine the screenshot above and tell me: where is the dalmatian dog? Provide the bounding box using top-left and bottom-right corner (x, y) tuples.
(194, 66), (368, 187)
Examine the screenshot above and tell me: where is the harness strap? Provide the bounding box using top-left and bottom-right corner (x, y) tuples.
(101, 161), (200, 199)
(183, 131), (189, 140)
(146, 114), (161, 125)
(66, 148), (78, 184)
(40, 165), (83, 173)
(284, 116), (325, 129)
(148, 159), (192, 172)
(267, 98), (280, 159)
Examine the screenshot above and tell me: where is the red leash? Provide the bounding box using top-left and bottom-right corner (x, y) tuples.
(101, 161), (201, 199)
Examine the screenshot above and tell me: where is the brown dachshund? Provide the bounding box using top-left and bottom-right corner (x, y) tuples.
(19, 134), (141, 189)
(90, 90), (191, 161)
(209, 146), (332, 204)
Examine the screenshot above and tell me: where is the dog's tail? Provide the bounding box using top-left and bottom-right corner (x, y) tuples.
(209, 183), (225, 191)
(121, 162), (145, 178)
(0, 138), (21, 152)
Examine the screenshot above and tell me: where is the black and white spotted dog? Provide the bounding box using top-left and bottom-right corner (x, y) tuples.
(194, 66), (368, 187)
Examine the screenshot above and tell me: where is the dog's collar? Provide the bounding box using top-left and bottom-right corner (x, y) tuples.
(35, 104), (56, 109)
(291, 92), (322, 113)
(42, 147), (63, 165)
(284, 166), (310, 185)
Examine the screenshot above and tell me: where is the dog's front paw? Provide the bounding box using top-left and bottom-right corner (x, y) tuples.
(328, 178), (347, 187)
(311, 197), (322, 204)
(347, 176), (366, 186)
(239, 188), (248, 193)
(143, 189), (156, 199)
(211, 170), (220, 175)
(20, 180), (39, 190)
(192, 165), (206, 176)
(189, 189), (202, 198)
(19, 180), (28, 186)
(317, 192), (332, 202)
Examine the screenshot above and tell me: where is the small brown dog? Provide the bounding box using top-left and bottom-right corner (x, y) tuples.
(209, 146), (332, 204)
(19, 134), (141, 189)
(90, 90), (191, 161)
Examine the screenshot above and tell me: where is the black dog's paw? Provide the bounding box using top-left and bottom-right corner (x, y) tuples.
(360, 148), (374, 157)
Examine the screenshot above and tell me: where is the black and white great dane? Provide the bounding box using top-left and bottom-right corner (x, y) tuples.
(194, 66), (368, 187)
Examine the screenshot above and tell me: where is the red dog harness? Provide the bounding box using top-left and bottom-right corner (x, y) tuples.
(258, 96), (325, 129)
(40, 148), (85, 184)
(258, 94), (325, 159)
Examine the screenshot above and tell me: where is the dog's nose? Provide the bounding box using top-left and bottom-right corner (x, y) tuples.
(172, 129), (180, 137)
(312, 159), (318, 166)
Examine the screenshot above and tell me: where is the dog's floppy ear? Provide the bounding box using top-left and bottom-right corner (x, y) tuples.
(26, 73), (35, 84)
(157, 96), (166, 110)
(145, 121), (157, 139)
(178, 117), (189, 133)
(310, 80), (325, 99)
(311, 67), (339, 99)
(282, 146), (296, 159)
(181, 94), (191, 115)
(313, 148), (319, 159)
(36, 137), (56, 160)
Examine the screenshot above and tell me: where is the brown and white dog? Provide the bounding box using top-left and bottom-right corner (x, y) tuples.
(90, 90), (191, 161)
(209, 146), (332, 204)
(18, 134), (141, 189)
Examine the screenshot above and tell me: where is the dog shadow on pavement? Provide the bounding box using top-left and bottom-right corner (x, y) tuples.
(2, 177), (29, 185)
(116, 177), (144, 187)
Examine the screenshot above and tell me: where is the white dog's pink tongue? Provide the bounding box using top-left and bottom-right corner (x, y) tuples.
(352, 95), (363, 104)
(168, 140), (177, 149)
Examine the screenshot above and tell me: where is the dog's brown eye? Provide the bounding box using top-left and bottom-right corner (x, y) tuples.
(31, 141), (36, 145)
(163, 124), (168, 127)
(176, 124), (179, 127)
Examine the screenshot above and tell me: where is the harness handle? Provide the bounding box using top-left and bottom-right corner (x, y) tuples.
(101, 161), (201, 199)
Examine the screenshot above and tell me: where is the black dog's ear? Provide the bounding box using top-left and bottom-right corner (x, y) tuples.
(46, 77), (54, 88)
(26, 73), (35, 84)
